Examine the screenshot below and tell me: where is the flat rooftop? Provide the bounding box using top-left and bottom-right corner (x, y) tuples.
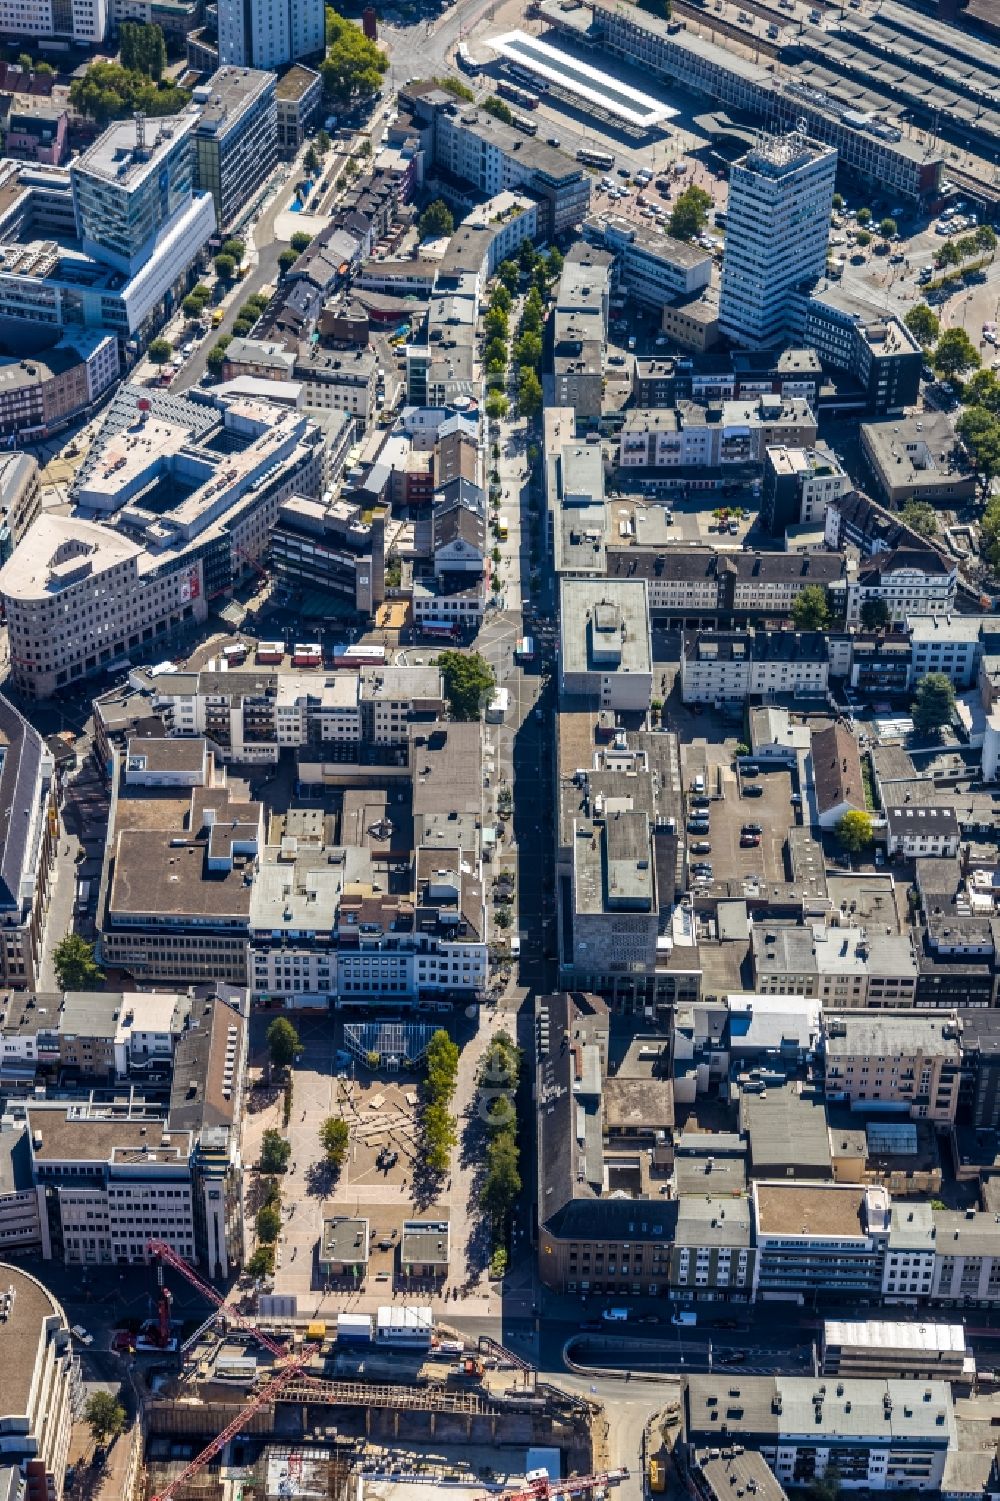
(489, 29), (677, 130)
(823, 1319), (967, 1354)
(755, 1181), (869, 1239)
(74, 112), (193, 187)
(2, 1266), (68, 1422)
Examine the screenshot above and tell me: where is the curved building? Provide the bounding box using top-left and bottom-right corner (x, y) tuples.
(0, 1266), (76, 1501)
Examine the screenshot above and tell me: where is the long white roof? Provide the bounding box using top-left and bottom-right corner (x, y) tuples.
(488, 29), (677, 129)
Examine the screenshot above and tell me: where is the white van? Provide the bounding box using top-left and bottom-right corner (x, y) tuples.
(602, 1307), (629, 1322)
(671, 1310), (697, 1327)
(510, 935), (521, 958)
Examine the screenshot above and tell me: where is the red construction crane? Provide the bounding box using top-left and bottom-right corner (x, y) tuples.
(150, 1358), (309, 1501)
(146, 1239), (290, 1360)
(486, 1470), (630, 1501)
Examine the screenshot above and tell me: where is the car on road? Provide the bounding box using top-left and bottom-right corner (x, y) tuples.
(712, 1318), (741, 1329)
(719, 1350), (747, 1364)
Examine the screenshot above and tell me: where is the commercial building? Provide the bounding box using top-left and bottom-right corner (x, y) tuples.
(0, 1266), (76, 1501)
(0, 454), (41, 565)
(681, 1375), (955, 1493)
(0, 0), (106, 41)
(719, 130), (836, 348)
(0, 386), (326, 698)
(679, 629), (829, 706)
(217, 0), (324, 71)
(275, 66), (323, 159)
(908, 615), (992, 692)
(559, 578), (653, 713)
(822, 1011), (962, 1125)
(0, 989), (191, 1082)
(0, 695), (57, 993)
(552, 243), (612, 424)
(861, 411), (976, 508)
(536, 992), (677, 1295)
(760, 444), (851, 534)
(192, 68), (278, 236)
(292, 346), (379, 425)
(793, 289), (923, 417)
(98, 737), (262, 985)
(0, 333), (119, 443)
(752, 1181), (892, 1302)
(271, 495), (386, 614)
(844, 550), (957, 628)
(0, 96), (68, 167)
(0, 1128), (46, 1255)
(670, 1195), (755, 1304)
(821, 1320), (970, 1381)
(582, 215), (713, 303)
(618, 397), (818, 481)
(931, 1209), (1000, 1306)
(751, 926), (919, 1009)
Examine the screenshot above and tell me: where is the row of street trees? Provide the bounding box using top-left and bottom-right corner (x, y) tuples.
(422, 1029), (459, 1175)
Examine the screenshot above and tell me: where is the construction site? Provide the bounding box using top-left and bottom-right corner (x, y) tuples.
(135, 1245), (614, 1501)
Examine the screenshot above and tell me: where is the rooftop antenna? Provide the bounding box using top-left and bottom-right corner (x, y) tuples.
(134, 110), (146, 153)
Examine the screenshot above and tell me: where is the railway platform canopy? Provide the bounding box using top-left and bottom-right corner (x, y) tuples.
(488, 28), (677, 136)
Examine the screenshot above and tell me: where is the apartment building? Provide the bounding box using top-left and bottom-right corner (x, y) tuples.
(908, 614), (993, 692)
(679, 629), (829, 705)
(293, 346), (378, 424)
(98, 738), (262, 986)
(0, 695), (57, 994)
(822, 1011), (962, 1124)
(192, 68), (277, 235)
(0, 989), (189, 1082)
(552, 244), (611, 425)
(0, 1267), (76, 1501)
(930, 1209), (1000, 1306)
(752, 1181), (892, 1302)
(0, 454), (41, 565)
(719, 131), (837, 349)
(883, 1202), (936, 1304)
(885, 805), (961, 860)
(0, 388), (325, 698)
(618, 396), (817, 477)
(559, 578), (653, 713)
(811, 721), (866, 829)
(217, 0), (324, 69)
(0, 334), (119, 444)
(604, 548), (846, 625)
(582, 214), (713, 303)
(0, 1128), (47, 1256)
(682, 1375), (955, 1493)
(844, 550), (958, 627)
(861, 410), (975, 508)
(670, 1195), (755, 1304)
(761, 444), (851, 534)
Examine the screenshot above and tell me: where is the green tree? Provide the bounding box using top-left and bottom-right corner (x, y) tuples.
(214, 253), (236, 280)
(957, 406), (1000, 501)
(517, 367), (543, 418)
(35, 61), (55, 75)
(490, 283), (512, 314)
(904, 303), (939, 348)
(933, 326), (980, 381)
(546, 246), (564, 279)
(16, 52), (33, 70)
(479, 1129), (521, 1226)
(482, 94), (513, 123)
(267, 1016), (301, 1069)
(964, 370), (1000, 414)
(119, 20), (166, 79)
(433, 75), (474, 100)
(319, 1116), (349, 1167)
(422, 1099), (456, 1174)
(982, 497), (1000, 566)
(855, 228), (871, 248)
(832, 193), (844, 210)
(806, 1468), (842, 1501)
(290, 230), (313, 253)
(53, 934), (103, 990)
(419, 198), (454, 240)
(860, 597), (891, 631)
(247, 1245), (275, 1277)
(316, 127), (331, 153)
(260, 1129), (291, 1174)
(147, 338), (172, 364)
(437, 650), (495, 719)
(304, 143), (321, 175)
(519, 237), (540, 272)
(182, 293), (204, 319)
(231, 319), (254, 339)
(484, 304), (509, 339)
(206, 342), (229, 373)
(68, 60), (188, 123)
(514, 330), (542, 368)
(975, 224), (997, 255)
(668, 183), (713, 240)
(956, 234), (979, 262)
(83, 1391), (126, 1447)
(856, 207), (872, 226)
(912, 672), (957, 734)
(278, 248), (299, 273)
(321, 9), (388, 106)
(426, 1028), (460, 1100)
(256, 1202), (281, 1243)
(837, 809), (873, 855)
(485, 391), (509, 419)
(497, 259), (520, 294)
(221, 238), (244, 261)
(878, 217), (897, 239)
(899, 500), (938, 537)
(791, 584), (830, 631)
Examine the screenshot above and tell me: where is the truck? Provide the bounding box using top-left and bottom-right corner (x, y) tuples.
(515, 635), (535, 662)
(671, 1309), (697, 1326)
(648, 1460), (666, 1494)
(497, 516), (509, 541)
(211, 308), (225, 327)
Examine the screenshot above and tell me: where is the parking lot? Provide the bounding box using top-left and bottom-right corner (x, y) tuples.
(681, 755), (799, 886)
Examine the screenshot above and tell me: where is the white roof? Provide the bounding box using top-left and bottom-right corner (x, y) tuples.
(376, 1305), (433, 1331)
(488, 29), (676, 129)
(824, 1320), (967, 1354)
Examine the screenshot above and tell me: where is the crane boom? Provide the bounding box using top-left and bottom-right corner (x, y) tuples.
(486, 1470), (629, 1501)
(146, 1239), (289, 1359)
(150, 1359), (308, 1501)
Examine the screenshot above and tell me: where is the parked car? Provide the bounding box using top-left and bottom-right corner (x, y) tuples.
(742, 823), (763, 836)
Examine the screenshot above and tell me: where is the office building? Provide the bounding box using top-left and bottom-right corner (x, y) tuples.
(271, 495), (386, 613)
(192, 68), (278, 236)
(0, 453), (41, 565)
(861, 411), (976, 508)
(619, 397), (818, 478)
(0, 333), (119, 444)
(679, 629), (829, 705)
(0, 0), (106, 42)
(719, 130), (836, 349)
(761, 444), (851, 534)
(682, 1375), (955, 1493)
(275, 65), (323, 158)
(0, 1129), (46, 1256)
(0, 695), (58, 993)
(582, 214), (713, 303)
(559, 578), (653, 713)
(0, 96), (68, 167)
(0, 1266), (76, 1501)
(218, 0), (324, 70)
